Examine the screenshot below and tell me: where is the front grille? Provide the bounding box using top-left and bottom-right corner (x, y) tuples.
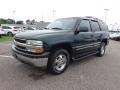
(15, 38), (26, 44)
(16, 45), (26, 50)
(14, 38), (26, 52)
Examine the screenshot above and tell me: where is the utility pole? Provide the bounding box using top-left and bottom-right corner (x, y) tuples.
(41, 12), (44, 21)
(12, 10), (16, 24)
(52, 10), (56, 21)
(104, 9), (109, 23)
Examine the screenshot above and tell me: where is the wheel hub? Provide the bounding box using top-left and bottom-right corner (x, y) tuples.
(101, 45), (105, 55)
(54, 54), (67, 71)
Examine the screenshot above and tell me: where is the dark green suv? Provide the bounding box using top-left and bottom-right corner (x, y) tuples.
(12, 17), (109, 75)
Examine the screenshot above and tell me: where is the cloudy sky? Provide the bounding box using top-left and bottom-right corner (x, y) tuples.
(0, 0), (120, 25)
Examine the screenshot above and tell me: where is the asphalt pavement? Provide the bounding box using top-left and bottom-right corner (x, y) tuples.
(0, 40), (120, 90)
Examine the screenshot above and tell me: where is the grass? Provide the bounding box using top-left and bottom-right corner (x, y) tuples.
(0, 35), (14, 42)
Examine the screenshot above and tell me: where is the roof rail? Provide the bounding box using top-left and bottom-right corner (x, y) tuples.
(85, 16), (105, 23)
(85, 16), (101, 20)
(85, 16), (94, 18)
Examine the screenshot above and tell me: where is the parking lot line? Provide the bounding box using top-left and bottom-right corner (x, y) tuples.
(0, 55), (13, 58)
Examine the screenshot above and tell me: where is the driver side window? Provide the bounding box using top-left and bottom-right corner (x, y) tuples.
(78, 20), (91, 32)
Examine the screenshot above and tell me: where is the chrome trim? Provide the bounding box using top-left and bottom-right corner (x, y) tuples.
(12, 44), (27, 52)
(76, 45), (93, 50)
(14, 40), (42, 48)
(15, 38), (26, 41)
(72, 42), (101, 49)
(15, 45), (27, 51)
(14, 40), (27, 47)
(73, 42), (101, 50)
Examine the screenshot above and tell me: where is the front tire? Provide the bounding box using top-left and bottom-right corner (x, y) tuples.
(97, 42), (106, 57)
(47, 49), (70, 75)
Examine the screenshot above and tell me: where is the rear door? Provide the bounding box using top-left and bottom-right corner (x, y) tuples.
(74, 19), (94, 59)
(90, 20), (102, 50)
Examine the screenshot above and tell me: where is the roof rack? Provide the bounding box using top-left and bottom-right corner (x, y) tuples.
(85, 16), (94, 18)
(83, 16), (105, 23)
(85, 16), (99, 20)
(85, 16), (104, 21)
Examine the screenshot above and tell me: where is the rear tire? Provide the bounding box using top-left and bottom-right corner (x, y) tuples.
(97, 42), (106, 57)
(47, 49), (70, 75)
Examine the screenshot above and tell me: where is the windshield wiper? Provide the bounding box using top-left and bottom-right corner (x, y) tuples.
(51, 27), (63, 30)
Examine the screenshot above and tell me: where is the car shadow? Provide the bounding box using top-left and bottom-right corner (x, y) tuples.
(28, 65), (49, 80)
(16, 63), (49, 80)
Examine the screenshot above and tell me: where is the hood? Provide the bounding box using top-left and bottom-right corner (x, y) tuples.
(15, 30), (71, 40)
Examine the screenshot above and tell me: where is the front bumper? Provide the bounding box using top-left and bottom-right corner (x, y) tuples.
(12, 44), (49, 67)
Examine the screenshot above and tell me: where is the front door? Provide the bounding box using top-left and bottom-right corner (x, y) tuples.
(73, 19), (94, 59)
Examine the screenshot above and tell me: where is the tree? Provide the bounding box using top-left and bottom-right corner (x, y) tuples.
(31, 19), (36, 25)
(0, 18), (7, 25)
(0, 18), (15, 25)
(16, 21), (24, 24)
(26, 19), (31, 24)
(7, 19), (15, 24)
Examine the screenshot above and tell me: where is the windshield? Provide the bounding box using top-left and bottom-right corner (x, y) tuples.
(46, 18), (77, 30)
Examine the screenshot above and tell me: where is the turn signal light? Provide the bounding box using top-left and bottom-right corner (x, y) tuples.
(35, 48), (44, 53)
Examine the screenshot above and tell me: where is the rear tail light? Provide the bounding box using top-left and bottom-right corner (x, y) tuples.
(13, 30), (18, 31)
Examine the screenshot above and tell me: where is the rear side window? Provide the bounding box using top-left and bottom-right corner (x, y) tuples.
(78, 20), (91, 32)
(91, 21), (100, 32)
(2, 26), (12, 29)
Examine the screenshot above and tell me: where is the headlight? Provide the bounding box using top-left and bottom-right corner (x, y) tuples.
(27, 40), (43, 46)
(26, 40), (44, 53)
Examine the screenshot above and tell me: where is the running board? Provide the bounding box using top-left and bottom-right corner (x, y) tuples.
(72, 51), (98, 61)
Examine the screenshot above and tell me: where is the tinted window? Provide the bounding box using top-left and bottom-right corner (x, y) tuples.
(78, 20), (91, 32)
(14, 27), (21, 29)
(2, 26), (12, 29)
(91, 21), (100, 32)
